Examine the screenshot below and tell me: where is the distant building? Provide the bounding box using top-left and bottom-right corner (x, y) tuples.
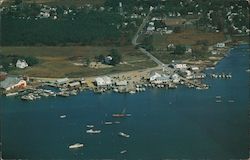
(174, 64), (188, 70)
(95, 76), (112, 86)
(0, 77), (27, 91)
(16, 59), (28, 69)
(216, 43), (225, 48)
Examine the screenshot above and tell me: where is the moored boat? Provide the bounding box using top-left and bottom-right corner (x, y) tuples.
(69, 143), (84, 149)
(118, 132), (130, 138)
(120, 150), (127, 154)
(112, 113), (131, 118)
(86, 129), (101, 134)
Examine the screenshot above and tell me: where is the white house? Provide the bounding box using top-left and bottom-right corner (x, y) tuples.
(105, 56), (113, 64)
(16, 59), (28, 69)
(216, 43), (225, 48)
(95, 76), (112, 86)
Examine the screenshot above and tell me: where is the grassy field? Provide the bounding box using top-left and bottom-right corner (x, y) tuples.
(1, 46), (156, 78)
(151, 29), (226, 63)
(2, 0), (105, 6)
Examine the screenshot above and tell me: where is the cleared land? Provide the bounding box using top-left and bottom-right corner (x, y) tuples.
(151, 29), (226, 63)
(1, 46), (156, 78)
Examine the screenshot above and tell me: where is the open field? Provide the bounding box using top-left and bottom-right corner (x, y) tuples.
(151, 29), (226, 63)
(153, 29), (225, 47)
(2, 0), (105, 6)
(1, 46), (157, 78)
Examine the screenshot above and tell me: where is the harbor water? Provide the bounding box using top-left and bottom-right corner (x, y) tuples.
(1, 45), (249, 159)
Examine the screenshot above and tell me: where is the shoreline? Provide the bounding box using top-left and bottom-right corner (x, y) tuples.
(1, 42), (248, 99)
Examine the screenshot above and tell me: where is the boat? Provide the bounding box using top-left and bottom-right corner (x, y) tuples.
(112, 113), (131, 118)
(118, 132), (130, 138)
(246, 69), (250, 72)
(69, 143), (84, 149)
(228, 100), (235, 103)
(86, 129), (101, 134)
(104, 121), (113, 125)
(216, 100), (222, 103)
(114, 121), (121, 124)
(129, 91), (136, 94)
(120, 150), (127, 154)
(60, 115), (66, 118)
(215, 96), (221, 99)
(6, 92), (18, 97)
(86, 125), (94, 128)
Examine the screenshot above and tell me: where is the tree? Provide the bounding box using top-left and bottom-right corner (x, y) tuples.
(14, 0), (22, 5)
(174, 45), (186, 55)
(110, 49), (121, 65)
(85, 58), (90, 67)
(95, 54), (105, 62)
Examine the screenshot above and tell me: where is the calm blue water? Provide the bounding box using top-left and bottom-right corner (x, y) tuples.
(1, 45), (249, 160)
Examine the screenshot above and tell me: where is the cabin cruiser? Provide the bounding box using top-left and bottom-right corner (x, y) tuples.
(118, 132), (130, 138)
(86, 129), (101, 134)
(69, 143), (84, 149)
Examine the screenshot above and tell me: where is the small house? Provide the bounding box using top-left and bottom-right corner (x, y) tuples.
(105, 56), (113, 64)
(16, 59), (28, 69)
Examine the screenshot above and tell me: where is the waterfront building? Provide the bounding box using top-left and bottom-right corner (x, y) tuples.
(149, 72), (161, 82)
(115, 80), (128, 86)
(0, 77), (27, 91)
(56, 78), (69, 85)
(95, 76), (112, 86)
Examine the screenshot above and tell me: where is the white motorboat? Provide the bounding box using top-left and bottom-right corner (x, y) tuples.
(69, 143), (84, 149)
(86, 129), (101, 134)
(118, 132), (130, 138)
(60, 115), (66, 118)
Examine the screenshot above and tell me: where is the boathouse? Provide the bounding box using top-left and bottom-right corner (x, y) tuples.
(0, 77), (27, 91)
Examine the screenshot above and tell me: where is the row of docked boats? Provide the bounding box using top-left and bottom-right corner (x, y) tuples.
(20, 89), (79, 101)
(210, 73), (232, 79)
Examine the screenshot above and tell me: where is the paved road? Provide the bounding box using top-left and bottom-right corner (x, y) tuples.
(131, 8), (165, 67)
